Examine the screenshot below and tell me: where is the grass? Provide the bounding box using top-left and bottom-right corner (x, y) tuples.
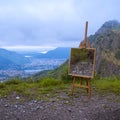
(0, 75), (120, 99)
(38, 78), (63, 87)
(0, 77), (69, 99)
(92, 75), (120, 95)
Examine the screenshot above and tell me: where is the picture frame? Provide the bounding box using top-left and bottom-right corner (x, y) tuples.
(68, 48), (96, 78)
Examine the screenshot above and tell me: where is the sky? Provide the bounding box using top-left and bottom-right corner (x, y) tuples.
(0, 0), (120, 52)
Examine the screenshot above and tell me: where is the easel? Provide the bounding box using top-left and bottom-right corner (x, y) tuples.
(71, 21), (94, 97)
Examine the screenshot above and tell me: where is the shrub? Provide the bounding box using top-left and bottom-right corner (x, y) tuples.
(60, 65), (72, 82)
(5, 78), (21, 85)
(115, 50), (120, 59)
(0, 82), (6, 89)
(39, 78), (63, 87)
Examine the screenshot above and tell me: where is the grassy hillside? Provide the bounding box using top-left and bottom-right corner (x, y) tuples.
(0, 75), (120, 99)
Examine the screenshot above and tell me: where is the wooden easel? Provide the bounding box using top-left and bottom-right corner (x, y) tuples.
(71, 21), (92, 97)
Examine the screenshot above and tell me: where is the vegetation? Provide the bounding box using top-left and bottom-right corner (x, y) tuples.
(70, 48), (95, 63)
(92, 75), (120, 95)
(0, 72), (120, 100)
(0, 77), (69, 100)
(0, 54), (120, 98)
(115, 50), (120, 59)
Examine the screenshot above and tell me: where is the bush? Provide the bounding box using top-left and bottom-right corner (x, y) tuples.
(39, 78), (63, 87)
(60, 65), (73, 83)
(115, 50), (120, 59)
(5, 78), (21, 85)
(0, 82), (6, 89)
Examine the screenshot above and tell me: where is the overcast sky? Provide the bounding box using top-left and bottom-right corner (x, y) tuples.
(0, 0), (120, 52)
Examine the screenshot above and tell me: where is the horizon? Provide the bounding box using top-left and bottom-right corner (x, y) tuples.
(0, 46), (72, 53)
(0, 45), (57, 53)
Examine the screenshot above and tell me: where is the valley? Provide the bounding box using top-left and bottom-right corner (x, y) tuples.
(0, 58), (66, 81)
(0, 47), (70, 81)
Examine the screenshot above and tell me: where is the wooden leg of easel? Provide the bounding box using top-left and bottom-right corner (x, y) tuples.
(71, 76), (76, 95)
(86, 79), (91, 97)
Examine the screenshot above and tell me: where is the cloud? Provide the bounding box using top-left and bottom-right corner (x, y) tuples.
(0, 0), (120, 51)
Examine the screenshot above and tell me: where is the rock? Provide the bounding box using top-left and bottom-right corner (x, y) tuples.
(46, 94), (50, 97)
(67, 108), (72, 112)
(33, 100), (37, 103)
(22, 110), (25, 113)
(79, 110), (82, 113)
(65, 101), (69, 103)
(16, 96), (20, 100)
(4, 104), (8, 107)
(14, 105), (18, 108)
(39, 106), (44, 110)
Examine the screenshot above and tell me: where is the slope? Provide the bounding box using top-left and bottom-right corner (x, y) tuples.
(88, 20), (120, 77)
(0, 48), (30, 70)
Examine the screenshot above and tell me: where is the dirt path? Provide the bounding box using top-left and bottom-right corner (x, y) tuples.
(0, 91), (120, 120)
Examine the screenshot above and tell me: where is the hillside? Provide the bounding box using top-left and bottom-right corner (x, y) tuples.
(88, 20), (120, 77)
(0, 48), (30, 70)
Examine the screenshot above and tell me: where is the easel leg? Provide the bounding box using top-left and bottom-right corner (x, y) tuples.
(86, 79), (91, 97)
(71, 76), (76, 95)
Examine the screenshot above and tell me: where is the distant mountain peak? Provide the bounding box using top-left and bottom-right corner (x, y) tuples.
(96, 20), (120, 34)
(102, 20), (120, 28)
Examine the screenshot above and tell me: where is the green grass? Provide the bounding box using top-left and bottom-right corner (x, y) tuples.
(38, 78), (63, 87)
(0, 75), (120, 99)
(92, 75), (120, 95)
(0, 77), (68, 98)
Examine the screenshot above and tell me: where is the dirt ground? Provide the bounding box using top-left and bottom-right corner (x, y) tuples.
(0, 91), (120, 120)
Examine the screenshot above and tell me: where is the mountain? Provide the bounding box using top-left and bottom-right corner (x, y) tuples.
(0, 48), (30, 70)
(33, 20), (120, 78)
(19, 47), (70, 59)
(95, 20), (120, 35)
(18, 51), (43, 58)
(34, 47), (71, 59)
(88, 20), (120, 77)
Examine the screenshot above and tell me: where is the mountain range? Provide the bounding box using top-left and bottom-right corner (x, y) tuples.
(0, 47), (70, 70)
(20, 47), (70, 59)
